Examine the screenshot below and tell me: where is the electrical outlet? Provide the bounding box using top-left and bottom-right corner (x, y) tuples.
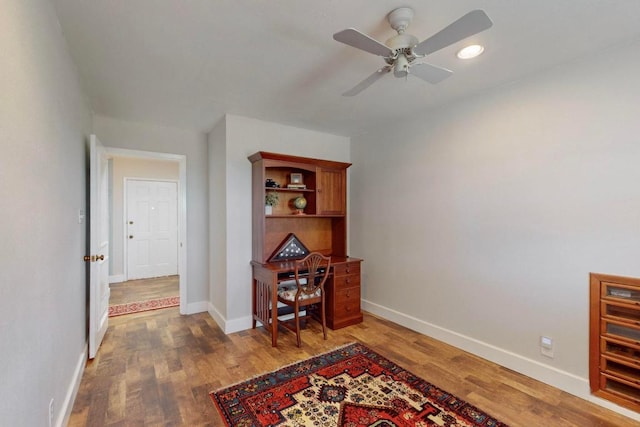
(49, 398), (54, 427)
(540, 335), (554, 358)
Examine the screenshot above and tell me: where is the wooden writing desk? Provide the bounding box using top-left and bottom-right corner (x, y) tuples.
(251, 256), (363, 347)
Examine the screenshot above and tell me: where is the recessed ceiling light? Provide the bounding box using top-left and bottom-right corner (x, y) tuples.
(457, 44), (485, 59)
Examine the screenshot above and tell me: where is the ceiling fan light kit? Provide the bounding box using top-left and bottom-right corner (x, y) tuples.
(333, 7), (493, 96)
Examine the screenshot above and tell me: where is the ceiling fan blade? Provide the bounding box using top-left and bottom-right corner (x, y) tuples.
(342, 66), (391, 96)
(333, 28), (392, 57)
(410, 63), (453, 84)
(413, 10), (493, 56)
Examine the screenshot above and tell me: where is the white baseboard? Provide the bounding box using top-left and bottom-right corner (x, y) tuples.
(225, 315), (253, 334)
(207, 302), (252, 334)
(208, 304), (225, 330)
(108, 274), (125, 284)
(59, 344), (87, 427)
(185, 300), (208, 315)
(362, 299), (640, 422)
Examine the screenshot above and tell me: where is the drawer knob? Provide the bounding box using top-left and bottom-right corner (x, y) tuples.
(346, 279), (350, 284)
(346, 290), (351, 297)
(346, 268), (350, 274)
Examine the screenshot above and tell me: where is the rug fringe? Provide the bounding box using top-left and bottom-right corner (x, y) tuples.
(210, 341), (359, 394)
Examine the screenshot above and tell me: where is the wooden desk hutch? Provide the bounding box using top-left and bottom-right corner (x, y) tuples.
(249, 151), (362, 346)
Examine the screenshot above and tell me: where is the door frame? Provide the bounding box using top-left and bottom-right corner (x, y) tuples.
(105, 147), (187, 315)
(123, 177), (179, 281)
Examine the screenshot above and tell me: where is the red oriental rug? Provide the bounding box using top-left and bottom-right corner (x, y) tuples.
(210, 342), (508, 427)
(108, 296), (179, 317)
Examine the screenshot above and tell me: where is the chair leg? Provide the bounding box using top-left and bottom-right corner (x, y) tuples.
(321, 300), (327, 340)
(294, 302), (301, 347)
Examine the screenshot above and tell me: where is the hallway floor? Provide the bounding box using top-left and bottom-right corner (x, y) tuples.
(109, 275), (179, 305)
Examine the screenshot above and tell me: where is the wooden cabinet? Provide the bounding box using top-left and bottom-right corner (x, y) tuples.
(326, 259), (363, 329)
(249, 151), (363, 331)
(590, 273), (640, 412)
(248, 151), (352, 263)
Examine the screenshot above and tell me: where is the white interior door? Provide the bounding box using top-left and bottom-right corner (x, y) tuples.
(126, 179), (178, 280)
(89, 134), (110, 359)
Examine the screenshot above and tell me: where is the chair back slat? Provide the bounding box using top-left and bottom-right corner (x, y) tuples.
(295, 253), (331, 296)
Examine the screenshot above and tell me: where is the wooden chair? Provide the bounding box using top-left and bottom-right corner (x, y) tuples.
(277, 252), (331, 347)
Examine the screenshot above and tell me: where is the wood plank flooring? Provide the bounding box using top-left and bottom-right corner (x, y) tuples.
(68, 310), (638, 426)
(110, 276), (179, 305)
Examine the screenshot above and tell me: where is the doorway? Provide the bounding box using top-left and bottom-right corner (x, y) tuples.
(125, 179), (178, 279)
(104, 147), (187, 315)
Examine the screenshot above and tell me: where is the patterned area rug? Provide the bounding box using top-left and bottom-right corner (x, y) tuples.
(211, 342), (508, 427)
(108, 296), (179, 317)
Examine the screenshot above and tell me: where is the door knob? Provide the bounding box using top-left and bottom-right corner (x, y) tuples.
(129, 235), (134, 239)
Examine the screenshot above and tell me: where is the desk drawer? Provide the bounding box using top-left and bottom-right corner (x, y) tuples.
(333, 262), (360, 277)
(331, 287), (360, 321)
(333, 275), (360, 289)
(334, 299), (361, 319)
(334, 286), (360, 304)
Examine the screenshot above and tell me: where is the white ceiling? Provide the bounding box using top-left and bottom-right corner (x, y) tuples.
(51, 0), (640, 136)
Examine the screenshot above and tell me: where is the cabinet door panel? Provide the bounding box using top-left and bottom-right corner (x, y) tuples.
(317, 167), (345, 215)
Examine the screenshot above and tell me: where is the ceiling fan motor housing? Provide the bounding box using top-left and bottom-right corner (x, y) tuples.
(386, 33), (419, 51)
(386, 6), (419, 77)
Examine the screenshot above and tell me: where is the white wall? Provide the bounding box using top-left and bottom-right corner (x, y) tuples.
(208, 118), (228, 320)
(350, 38), (640, 418)
(109, 157), (179, 279)
(0, 0), (93, 425)
(94, 115), (209, 309)
(208, 114), (350, 332)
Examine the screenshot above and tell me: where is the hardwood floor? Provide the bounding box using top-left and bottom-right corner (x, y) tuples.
(68, 310), (637, 426)
(109, 276), (179, 305)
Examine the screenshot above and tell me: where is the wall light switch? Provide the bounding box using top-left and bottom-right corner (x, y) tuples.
(78, 209), (85, 224)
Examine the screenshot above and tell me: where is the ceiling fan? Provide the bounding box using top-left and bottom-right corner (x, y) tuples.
(333, 8), (493, 96)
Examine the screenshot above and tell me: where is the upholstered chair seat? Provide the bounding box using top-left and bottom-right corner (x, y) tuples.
(277, 280), (322, 301)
